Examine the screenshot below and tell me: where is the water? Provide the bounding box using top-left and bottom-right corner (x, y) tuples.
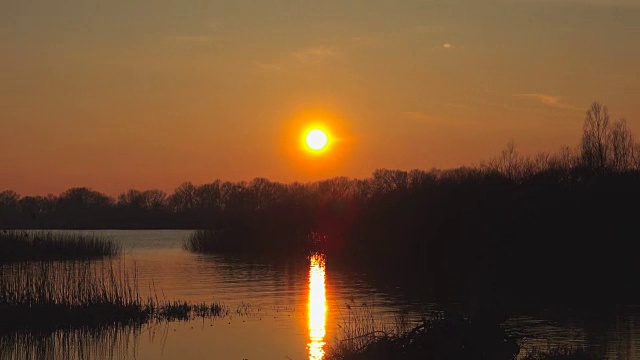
(2, 230), (640, 359)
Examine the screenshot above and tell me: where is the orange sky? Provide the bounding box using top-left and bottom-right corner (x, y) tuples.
(1, 0), (638, 196)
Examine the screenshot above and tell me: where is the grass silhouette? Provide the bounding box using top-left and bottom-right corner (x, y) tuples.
(0, 230), (119, 262)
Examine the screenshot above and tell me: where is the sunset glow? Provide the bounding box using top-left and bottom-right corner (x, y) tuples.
(1, 0), (638, 196)
(2, 0), (639, 359)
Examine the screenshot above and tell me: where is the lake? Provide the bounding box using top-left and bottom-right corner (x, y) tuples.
(1, 230), (639, 360)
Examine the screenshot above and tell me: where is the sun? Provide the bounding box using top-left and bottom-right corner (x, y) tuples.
(305, 129), (328, 151)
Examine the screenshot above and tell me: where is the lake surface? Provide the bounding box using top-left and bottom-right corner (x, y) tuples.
(2, 230), (640, 360)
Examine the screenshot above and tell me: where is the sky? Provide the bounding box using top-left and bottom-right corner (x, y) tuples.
(1, 0), (639, 196)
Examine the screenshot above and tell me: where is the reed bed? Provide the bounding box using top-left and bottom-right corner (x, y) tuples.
(0, 260), (228, 334)
(327, 301), (415, 360)
(0, 324), (139, 360)
(326, 304), (521, 360)
(183, 229), (225, 253)
(0, 231), (119, 262)
(326, 305), (599, 360)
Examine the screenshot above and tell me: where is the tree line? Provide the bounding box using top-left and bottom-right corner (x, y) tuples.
(1, 101), (636, 229)
(2, 101), (639, 304)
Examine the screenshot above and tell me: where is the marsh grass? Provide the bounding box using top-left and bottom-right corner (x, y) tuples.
(0, 324), (140, 360)
(0, 230), (119, 262)
(327, 300), (418, 360)
(0, 260), (228, 334)
(183, 229), (223, 253)
(327, 304), (601, 360)
(157, 301), (229, 321)
(327, 302), (521, 360)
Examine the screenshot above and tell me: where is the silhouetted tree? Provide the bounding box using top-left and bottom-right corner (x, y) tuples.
(195, 182), (222, 210)
(581, 102), (611, 172)
(168, 182), (197, 212)
(608, 118), (635, 171)
(0, 191), (20, 213)
(117, 190), (146, 209)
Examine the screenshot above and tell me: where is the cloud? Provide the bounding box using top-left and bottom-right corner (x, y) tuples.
(429, 43), (458, 51)
(254, 45), (338, 72)
(350, 36), (380, 48)
(208, 22), (222, 31)
(292, 46), (337, 64)
(255, 62), (283, 73)
(514, 93), (581, 111)
(515, 93), (562, 106)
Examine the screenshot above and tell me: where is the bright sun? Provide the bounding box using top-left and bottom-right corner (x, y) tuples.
(305, 129), (328, 151)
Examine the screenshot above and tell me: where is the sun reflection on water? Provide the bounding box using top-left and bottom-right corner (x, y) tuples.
(308, 253), (327, 360)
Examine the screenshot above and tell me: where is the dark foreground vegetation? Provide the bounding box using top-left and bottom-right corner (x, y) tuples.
(0, 325), (140, 360)
(328, 317), (597, 360)
(0, 230), (119, 262)
(2, 102), (639, 306)
(0, 260), (228, 334)
(327, 305), (599, 360)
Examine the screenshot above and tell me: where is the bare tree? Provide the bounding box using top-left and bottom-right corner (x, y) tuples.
(0, 190), (20, 209)
(580, 102), (610, 171)
(608, 118), (635, 172)
(484, 140), (520, 179)
(168, 182), (197, 212)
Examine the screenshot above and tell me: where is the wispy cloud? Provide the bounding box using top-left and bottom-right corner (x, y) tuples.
(208, 22), (223, 31)
(430, 42), (459, 51)
(255, 61), (283, 73)
(350, 36), (380, 48)
(292, 46), (337, 64)
(514, 93), (581, 111)
(515, 93), (563, 106)
(254, 44), (339, 72)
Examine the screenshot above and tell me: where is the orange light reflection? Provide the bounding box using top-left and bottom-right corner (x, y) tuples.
(308, 253), (327, 360)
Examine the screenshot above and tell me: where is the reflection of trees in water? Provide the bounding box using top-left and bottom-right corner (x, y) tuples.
(0, 324), (143, 360)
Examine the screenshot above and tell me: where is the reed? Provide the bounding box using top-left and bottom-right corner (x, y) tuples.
(0, 324), (139, 360)
(327, 305), (601, 360)
(328, 300), (392, 358)
(0, 230), (119, 262)
(183, 229), (225, 253)
(326, 304), (520, 360)
(0, 260), (227, 334)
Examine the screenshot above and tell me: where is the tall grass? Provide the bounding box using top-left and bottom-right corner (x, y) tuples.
(327, 305), (600, 360)
(0, 230), (119, 262)
(183, 229), (225, 253)
(0, 260), (228, 334)
(326, 304), (520, 360)
(328, 300), (401, 358)
(0, 324), (139, 360)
